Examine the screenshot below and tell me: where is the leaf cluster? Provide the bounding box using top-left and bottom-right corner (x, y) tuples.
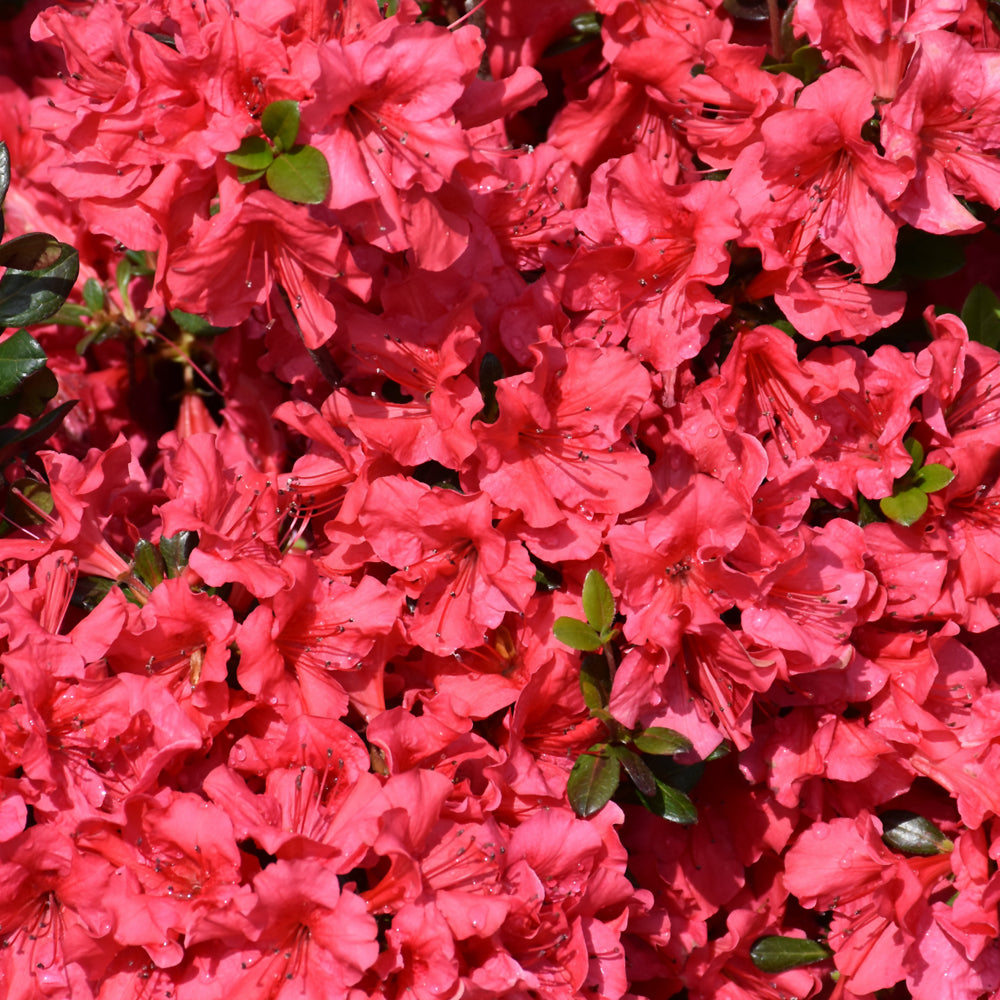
(0, 142), (79, 503)
(226, 101), (331, 205)
(555, 570), (701, 824)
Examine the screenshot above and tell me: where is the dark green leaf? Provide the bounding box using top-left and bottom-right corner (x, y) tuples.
(266, 144), (331, 204)
(553, 616), (603, 651)
(225, 135), (274, 172)
(159, 531), (196, 577)
(750, 936), (832, 974)
(475, 353), (503, 424)
(82, 277), (106, 314)
(893, 227), (967, 280)
(261, 100), (300, 153)
(567, 745), (620, 818)
(636, 776), (697, 825)
(913, 463), (954, 494)
(8, 366), (58, 418)
(880, 487), (928, 526)
(0, 240), (79, 328)
(879, 810), (954, 856)
(582, 569), (615, 633)
(632, 727), (693, 756)
(579, 652), (611, 712)
(0, 328), (46, 396)
(0, 233), (65, 271)
(608, 745), (657, 797)
(71, 574), (115, 613)
(0, 140), (9, 214)
(0, 400), (76, 468)
(132, 539), (165, 589)
(961, 283), (1000, 350)
(530, 555), (562, 592)
(857, 491), (881, 526)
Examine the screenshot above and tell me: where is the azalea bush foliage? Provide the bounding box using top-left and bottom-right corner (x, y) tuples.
(6, 0), (1000, 996)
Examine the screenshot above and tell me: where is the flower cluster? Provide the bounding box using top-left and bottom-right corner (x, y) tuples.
(3, 0), (1000, 997)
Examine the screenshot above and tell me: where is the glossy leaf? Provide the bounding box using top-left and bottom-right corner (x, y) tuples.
(880, 487), (928, 526)
(0, 233), (65, 271)
(0, 400), (76, 468)
(567, 745), (620, 818)
(609, 745), (657, 797)
(266, 144), (331, 204)
(554, 616), (603, 651)
(582, 569), (615, 633)
(632, 727), (693, 756)
(636, 776), (697, 825)
(133, 539), (165, 589)
(261, 100), (300, 152)
(0, 240), (79, 328)
(159, 531), (196, 577)
(913, 463), (954, 493)
(0, 140), (8, 215)
(880, 810), (954, 856)
(750, 936), (832, 973)
(0, 328), (46, 396)
(226, 136), (274, 172)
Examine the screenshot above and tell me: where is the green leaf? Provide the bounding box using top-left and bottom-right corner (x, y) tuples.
(0, 328), (46, 396)
(880, 487), (928, 526)
(582, 569), (615, 634)
(553, 616), (603, 651)
(632, 727), (694, 756)
(225, 135), (274, 172)
(159, 531), (196, 577)
(0, 240), (79, 328)
(636, 776), (697, 825)
(608, 745), (657, 797)
(879, 810), (954, 856)
(579, 652), (611, 712)
(904, 436), (924, 470)
(132, 539), (165, 589)
(567, 745), (620, 818)
(961, 283), (1000, 350)
(857, 492), (881, 526)
(265, 144), (331, 204)
(82, 277), (106, 314)
(71, 574), (115, 613)
(750, 936), (832, 974)
(912, 463), (954, 494)
(260, 100), (300, 153)
(236, 167), (269, 185)
(169, 309), (227, 336)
